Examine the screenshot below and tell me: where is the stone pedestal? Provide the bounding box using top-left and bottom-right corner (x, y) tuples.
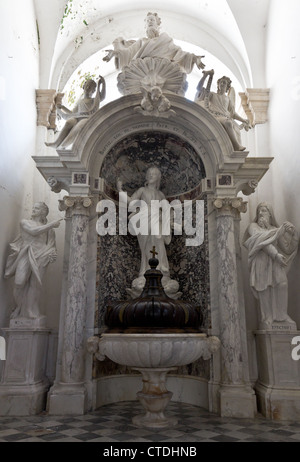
(0, 324), (50, 415)
(132, 367), (178, 428)
(255, 328), (300, 420)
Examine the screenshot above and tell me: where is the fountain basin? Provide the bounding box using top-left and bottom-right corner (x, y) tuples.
(87, 333), (220, 428)
(88, 333), (219, 367)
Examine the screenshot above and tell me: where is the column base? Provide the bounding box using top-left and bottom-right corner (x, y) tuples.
(255, 329), (300, 420)
(47, 382), (87, 415)
(219, 384), (257, 418)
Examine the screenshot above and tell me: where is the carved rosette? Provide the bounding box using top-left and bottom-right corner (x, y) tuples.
(213, 197), (247, 217)
(59, 196), (93, 216)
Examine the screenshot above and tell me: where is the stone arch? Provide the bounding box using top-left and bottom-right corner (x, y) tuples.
(69, 93), (237, 183)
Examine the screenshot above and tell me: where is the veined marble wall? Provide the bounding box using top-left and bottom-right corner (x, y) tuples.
(100, 131), (206, 198)
(94, 132), (210, 379)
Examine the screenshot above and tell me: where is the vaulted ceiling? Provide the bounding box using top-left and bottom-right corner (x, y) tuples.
(34, 0), (270, 91)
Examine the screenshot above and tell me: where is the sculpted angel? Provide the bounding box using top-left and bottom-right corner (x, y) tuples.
(46, 76), (106, 149)
(195, 70), (251, 151)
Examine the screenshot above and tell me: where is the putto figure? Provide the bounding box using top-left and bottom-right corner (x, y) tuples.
(45, 76), (106, 149)
(195, 70), (251, 151)
(103, 12), (205, 73)
(243, 202), (299, 328)
(4, 202), (62, 320)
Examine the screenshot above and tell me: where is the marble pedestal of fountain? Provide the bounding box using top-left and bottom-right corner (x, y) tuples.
(88, 333), (220, 428)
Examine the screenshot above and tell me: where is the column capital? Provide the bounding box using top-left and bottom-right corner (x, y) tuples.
(239, 88), (270, 125)
(35, 89), (57, 128)
(59, 196), (94, 216)
(213, 197), (247, 216)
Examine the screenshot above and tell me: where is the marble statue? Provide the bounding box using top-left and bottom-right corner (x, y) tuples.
(243, 202), (299, 328)
(4, 202), (62, 320)
(195, 70), (251, 151)
(103, 12), (205, 73)
(117, 166), (181, 299)
(45, 76), (106, 149)
(104, 12), (205, 108)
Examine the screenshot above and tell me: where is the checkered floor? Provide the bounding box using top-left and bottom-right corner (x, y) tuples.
(0, 401), (300, 443)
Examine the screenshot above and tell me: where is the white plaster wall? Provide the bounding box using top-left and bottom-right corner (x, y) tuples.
(0, 0), (65, 333)
(0, 0), (39, 328)
(240, 0), (300, 347)
(264, 0), (300, 328)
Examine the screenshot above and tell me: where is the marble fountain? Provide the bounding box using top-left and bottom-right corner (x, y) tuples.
(88, 251), (220, 428)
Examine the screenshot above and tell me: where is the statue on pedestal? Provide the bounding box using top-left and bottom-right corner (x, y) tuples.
(4, 202), (62, 321)
(243, 202), (299, 329)
(45, 75), (106, 149)
(195, 70), (251, 151)
(117, 166), (181, 299)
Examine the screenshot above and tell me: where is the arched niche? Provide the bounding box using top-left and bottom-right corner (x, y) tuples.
(95, 128), (210, 333)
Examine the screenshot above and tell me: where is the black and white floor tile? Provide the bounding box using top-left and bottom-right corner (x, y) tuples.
(0, 401), (299, 443)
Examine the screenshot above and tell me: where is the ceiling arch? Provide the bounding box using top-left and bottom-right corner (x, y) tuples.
(47, 1), (253, 91)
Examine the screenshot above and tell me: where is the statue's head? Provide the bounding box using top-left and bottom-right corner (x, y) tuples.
(255, 202), (278, 228)
(145, 12), (161, 38)
(150, 86), (162, 101)
(82, 79), (97, 96)
(217, 76), (232, 93)
(32, 202), (49, 224)
(145, 166), (161, 189)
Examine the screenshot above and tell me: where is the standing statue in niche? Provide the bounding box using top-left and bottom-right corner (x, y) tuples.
(45, 75), (106, 149)
(117, 166), (181, 300)
(4, 202), (62, 320)
(243, 202), (299, 329)
(195, 70), (251, 151)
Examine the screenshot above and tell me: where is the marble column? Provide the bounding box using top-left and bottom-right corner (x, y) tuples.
(213, 197), (257, 417)
(47, 196), (93, 415)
